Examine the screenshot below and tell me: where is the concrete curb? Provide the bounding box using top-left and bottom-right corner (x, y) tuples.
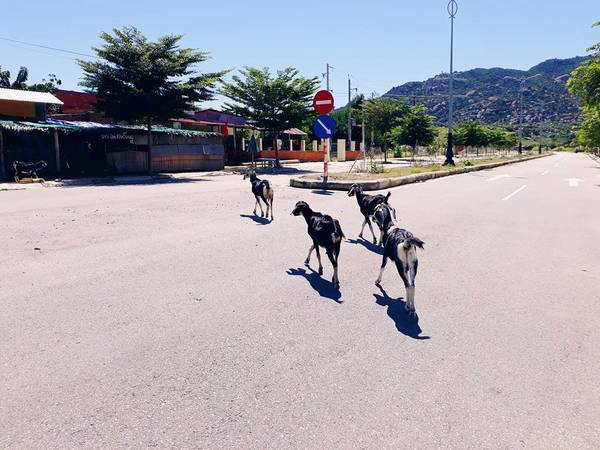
(290, 154), (550, 191)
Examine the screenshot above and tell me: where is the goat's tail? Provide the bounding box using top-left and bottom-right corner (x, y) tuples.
(403, 237), (424, 250)
(333, 219), (346, 240)
(385, 191), (391, 202)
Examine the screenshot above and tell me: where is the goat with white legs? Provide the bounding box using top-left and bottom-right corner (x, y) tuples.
(372, 203), (424, 315)
(347, 183), (391, 244)
(243, 170), (274, 221)
(291, 201), (345, 289)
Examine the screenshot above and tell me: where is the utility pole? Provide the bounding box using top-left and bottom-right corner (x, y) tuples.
(518, 82), (524, 154)
(444, 0), (458, 166)
(504, 73), (541, 155)
(326, 63), (332, 91)
(348, 76), (352, 150)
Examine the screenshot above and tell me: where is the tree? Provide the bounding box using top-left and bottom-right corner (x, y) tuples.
(0, 66), (61, 92)
(331, 94), (364, 140)
(221, 66), (319, 167)
(28, 74), (62, 93)
(0, 66), (28, 89)
(79, 26), (226, 174)
(454, 121), (518, 150)
(390, 105), (436, 158)
(453, 121), (491, 147)
(568, 21), (600, 148)
(362, 96), (408, 161)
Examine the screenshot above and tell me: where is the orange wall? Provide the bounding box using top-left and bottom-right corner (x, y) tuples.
(259, 150), (362, 162)
(259, 150), (326, 162)
(0, 100), (36, 118)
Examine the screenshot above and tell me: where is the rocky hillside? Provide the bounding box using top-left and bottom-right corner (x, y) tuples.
(384, 57), (588, 132)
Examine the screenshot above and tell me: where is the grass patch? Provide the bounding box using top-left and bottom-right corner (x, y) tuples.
(329, 156), (531, 180)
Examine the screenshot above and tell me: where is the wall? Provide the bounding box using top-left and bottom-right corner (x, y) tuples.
(259, 150), (325, 162)
(258, 149), (363, 162)
(0, 100), (36, 119)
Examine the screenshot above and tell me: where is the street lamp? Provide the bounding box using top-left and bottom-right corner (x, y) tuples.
(504, 73), (542, 154)
(444, 0), (458, 166)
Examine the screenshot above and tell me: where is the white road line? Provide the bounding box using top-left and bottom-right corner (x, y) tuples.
(502, 185), (527, 201)
(541, 170), (549, 176)
(564, 178), (583, 187)
(486, 174), (510, 182)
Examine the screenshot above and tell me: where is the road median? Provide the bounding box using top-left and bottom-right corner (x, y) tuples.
(290, 154), (550, 191)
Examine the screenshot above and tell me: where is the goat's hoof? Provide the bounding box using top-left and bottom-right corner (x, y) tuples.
(333, 281), (340, 290)
(375, 279), (381, 286)
(373, 239), (377, 244)
(318, 268), (323, 275)
(304, 260), (310, 266)
(358, 234), (363, 239)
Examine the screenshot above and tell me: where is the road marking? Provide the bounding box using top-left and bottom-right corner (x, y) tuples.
(502, 185), (527, 201)
(541, 170), (549, 176)
(486, 174), (510, 182)
(564, 178), (583, 188)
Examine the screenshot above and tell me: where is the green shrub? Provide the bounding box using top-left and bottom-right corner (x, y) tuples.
(370, 161), (385, 174)
(463, 160), (474, 166)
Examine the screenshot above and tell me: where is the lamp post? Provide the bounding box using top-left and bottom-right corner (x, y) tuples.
(444, 0), (458, 166)
(505, 73), (542, 154)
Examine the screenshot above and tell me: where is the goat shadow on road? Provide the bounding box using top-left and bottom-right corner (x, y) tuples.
(373, 285), (430, 340)
(240, 214), (271, 225)
(286, 267), (342, 304)
(347, 238), (384, 256)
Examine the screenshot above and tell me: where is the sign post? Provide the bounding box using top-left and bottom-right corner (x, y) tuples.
(312, 115), (336, 184)
(312, 90), (335, 185)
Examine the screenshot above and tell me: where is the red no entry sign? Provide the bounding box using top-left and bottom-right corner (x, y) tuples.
(312, 90), (335, 115)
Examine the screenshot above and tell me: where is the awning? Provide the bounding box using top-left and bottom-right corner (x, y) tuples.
(283, 127), (306, 136)
(0, 88), (63, 105)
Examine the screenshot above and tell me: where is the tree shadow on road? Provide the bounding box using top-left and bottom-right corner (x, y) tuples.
(373, 285), (429, 340)
(347, 238), (384, 255)
(239, 214), (271, 225)
(286, 267), (342, 304)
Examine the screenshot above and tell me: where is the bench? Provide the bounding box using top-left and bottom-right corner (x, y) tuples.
(255, 157), (276, 168)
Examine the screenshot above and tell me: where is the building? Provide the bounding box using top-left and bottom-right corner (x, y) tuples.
(0, 87), (63, 121)
(0, 88), (225, 180)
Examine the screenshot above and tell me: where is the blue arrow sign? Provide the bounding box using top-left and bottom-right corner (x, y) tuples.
(312, 115), (336, 139)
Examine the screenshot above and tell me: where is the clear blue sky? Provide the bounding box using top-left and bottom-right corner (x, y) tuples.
(1, 0), (598, 108)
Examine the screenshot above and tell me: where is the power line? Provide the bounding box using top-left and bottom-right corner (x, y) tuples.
(0, 36), (97, 59)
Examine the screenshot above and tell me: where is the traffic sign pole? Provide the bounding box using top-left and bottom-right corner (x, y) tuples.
(312, 90), (335, 185)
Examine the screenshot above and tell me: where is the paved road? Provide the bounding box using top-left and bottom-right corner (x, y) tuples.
(1, 153), (598, 449)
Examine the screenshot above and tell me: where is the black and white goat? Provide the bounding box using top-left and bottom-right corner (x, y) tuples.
(291, 201), (345, 289)
(372, 203), (424, 315)
(347, 183), (391, 244)
(13, 160), (47, 183)
(243, 170), (274, 220)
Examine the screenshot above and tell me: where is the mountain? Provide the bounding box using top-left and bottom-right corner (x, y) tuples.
(384, 56), (589, 137)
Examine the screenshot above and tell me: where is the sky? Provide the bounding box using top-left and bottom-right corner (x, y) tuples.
(1, 0), (598, 109)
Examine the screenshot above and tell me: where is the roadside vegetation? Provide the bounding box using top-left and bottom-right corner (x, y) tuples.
(328, 155), (538, 181)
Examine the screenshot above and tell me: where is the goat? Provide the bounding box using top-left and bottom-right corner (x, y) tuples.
(291, 201), (345, 289)
(13, 160), (47, 183)
(347, 183), (391, 244)
(243, 170), (274, 220)
(373, 203), (424, 315)
(371, 202), (398, 246)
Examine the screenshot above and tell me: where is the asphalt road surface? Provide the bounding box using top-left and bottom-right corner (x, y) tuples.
(1, 153), (598, 449)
